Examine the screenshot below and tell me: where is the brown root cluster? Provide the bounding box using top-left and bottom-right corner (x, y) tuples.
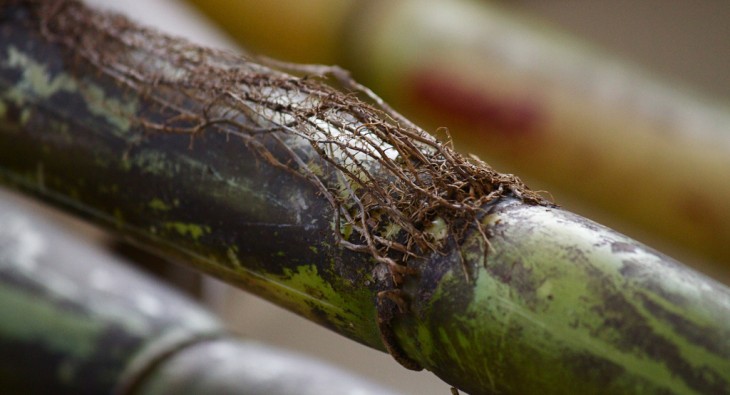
(31, 0), (550, 284)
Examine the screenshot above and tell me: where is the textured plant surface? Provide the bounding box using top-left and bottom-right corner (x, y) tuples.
(1, 1), (729, 394)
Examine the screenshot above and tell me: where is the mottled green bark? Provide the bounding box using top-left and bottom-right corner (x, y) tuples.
(0, 2), (729, 394)
(399, 200), (730, 394)
(0, 0), (386, 354)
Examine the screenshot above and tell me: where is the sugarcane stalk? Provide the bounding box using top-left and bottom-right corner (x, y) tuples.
(133, 338), (403, 395)
(1, 1), (729, 394)
(187, 0), (730, 270)
(0, 190), (401, 395)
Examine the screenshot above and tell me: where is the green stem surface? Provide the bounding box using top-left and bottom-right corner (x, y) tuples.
(1, 2), (729, 394)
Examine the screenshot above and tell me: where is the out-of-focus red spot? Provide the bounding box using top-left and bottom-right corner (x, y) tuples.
(409, 69), (542, 137)
(677, 192), (722, 236)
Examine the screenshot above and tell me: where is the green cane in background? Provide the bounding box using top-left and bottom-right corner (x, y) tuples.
(1, 1), (729, 394)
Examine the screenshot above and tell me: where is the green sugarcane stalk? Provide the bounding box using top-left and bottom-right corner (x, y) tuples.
(0, 190), (401, 395)
(0, 1), (729, 394)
